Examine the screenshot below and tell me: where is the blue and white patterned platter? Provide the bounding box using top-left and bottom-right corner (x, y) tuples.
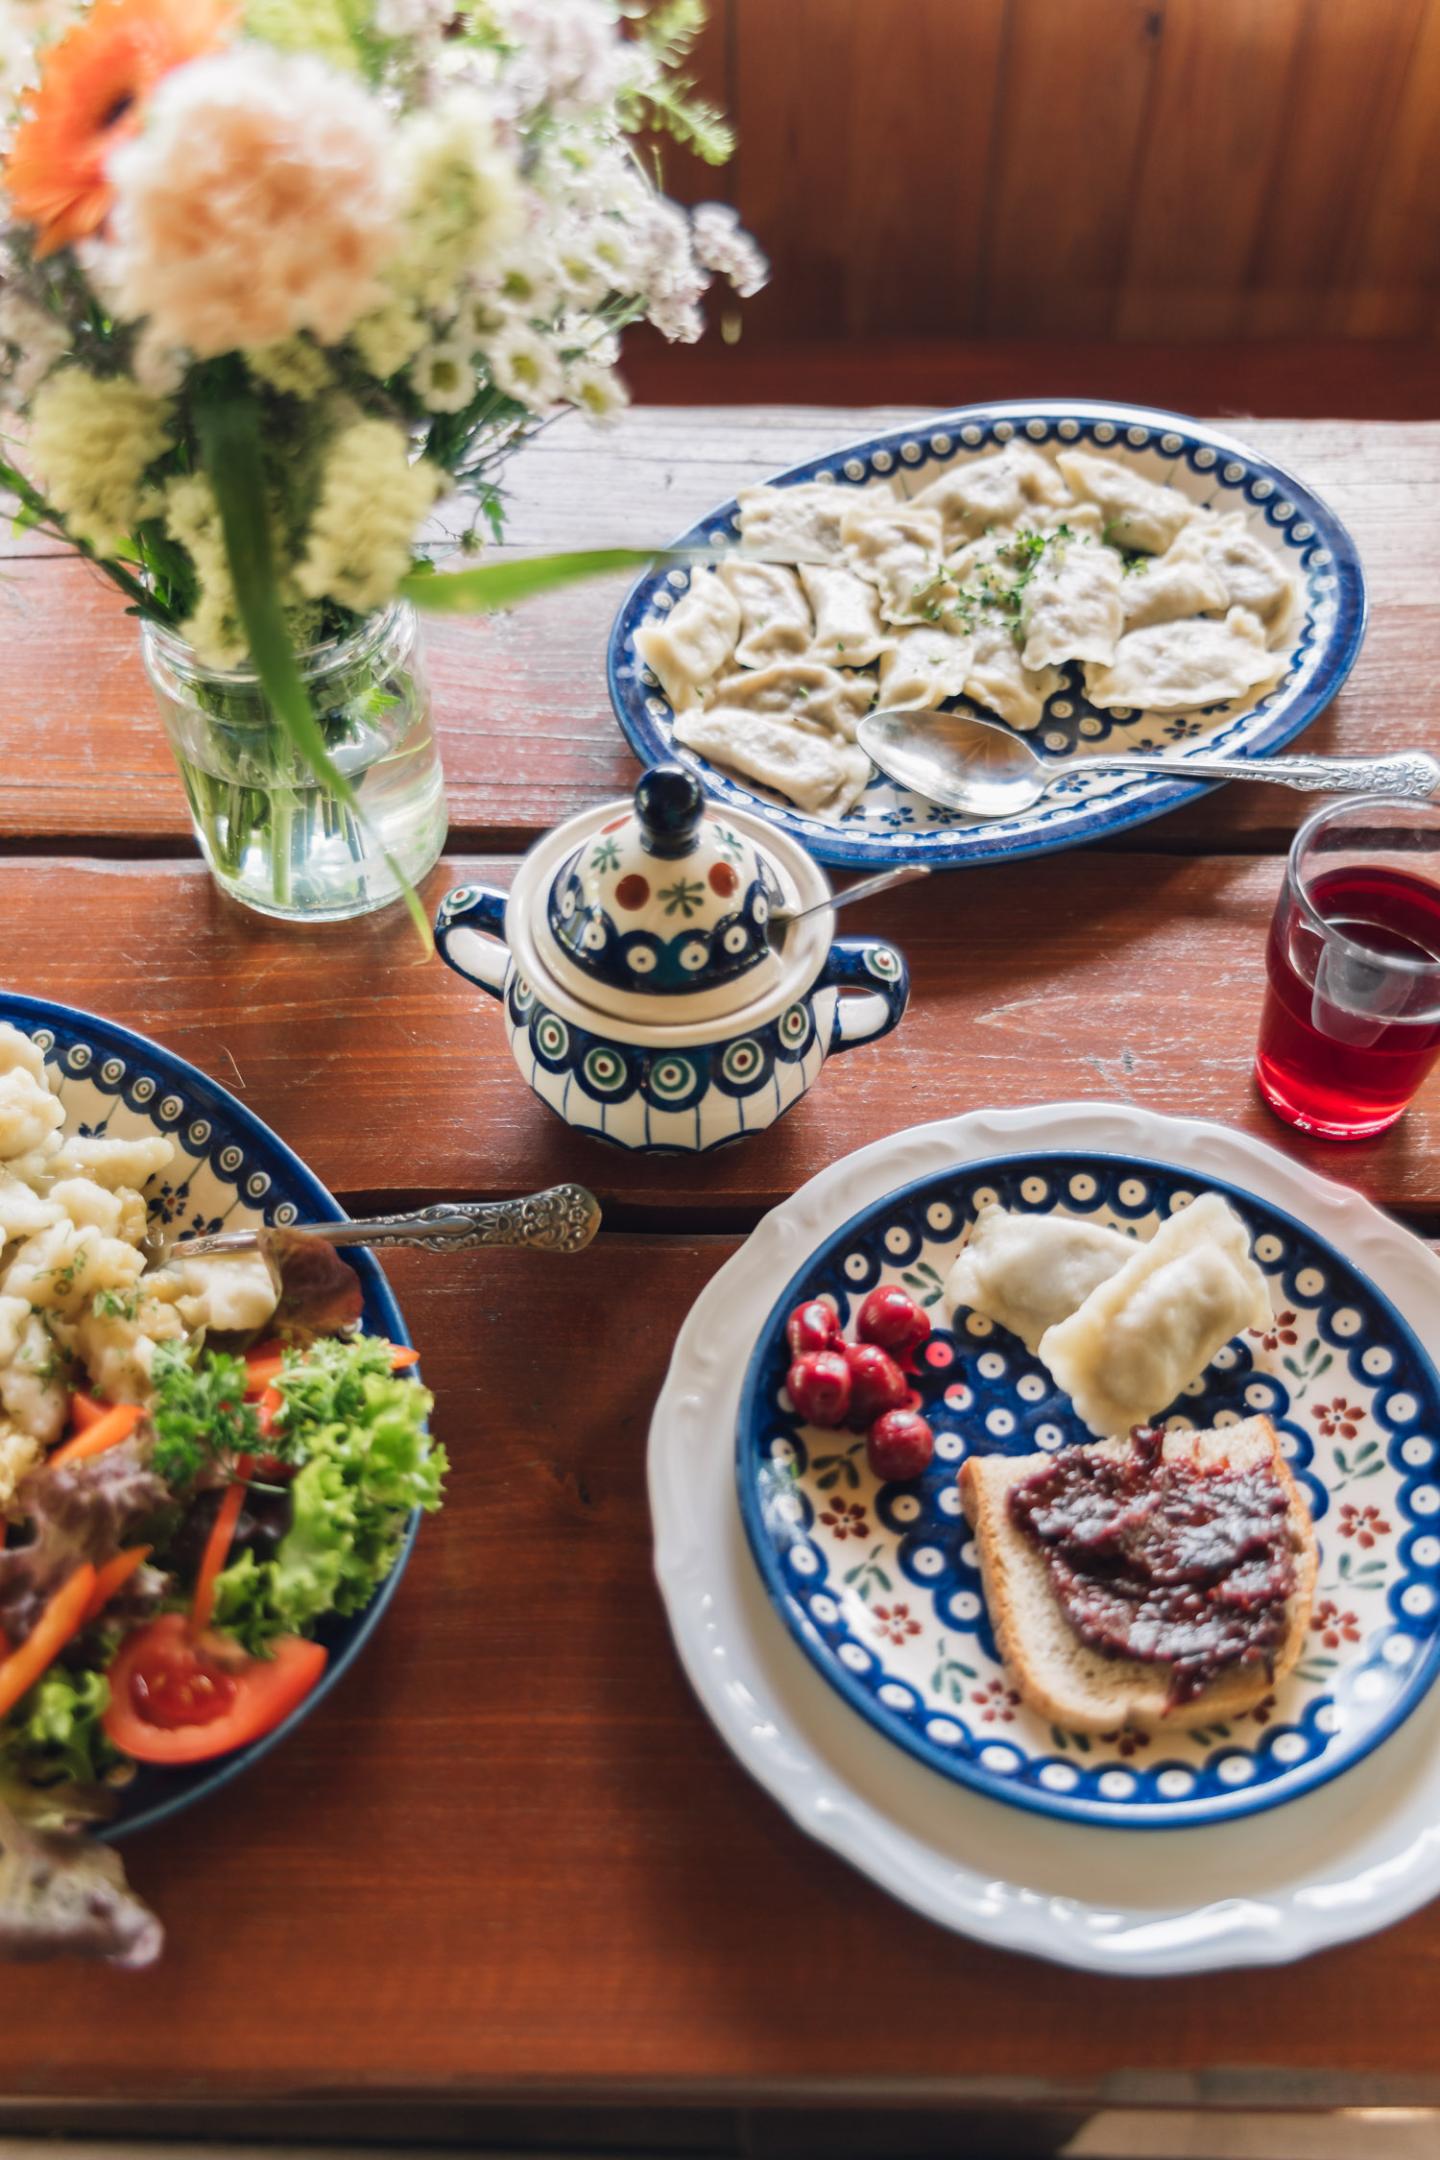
(737, 1150), (1440, 1829)
(0, 994), (420, 1845)
(608, 400), (1366, 870)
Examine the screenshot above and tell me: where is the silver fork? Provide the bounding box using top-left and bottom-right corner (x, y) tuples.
(141, 1183), (603, 1268)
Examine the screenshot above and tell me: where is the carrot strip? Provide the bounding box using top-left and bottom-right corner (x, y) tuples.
(83, 1546), (152, 1625)
(48, 1403), (142, 1470)
(0, 1566), (96, 1722)
(69, 1392), (107, 1432)
(191, 1457), (252, 1635)
(244, 1342), (418, 1397)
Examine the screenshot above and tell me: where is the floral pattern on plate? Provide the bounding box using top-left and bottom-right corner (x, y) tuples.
(609, 401), (1366, 870)
(737, 1151), (1440, 1827)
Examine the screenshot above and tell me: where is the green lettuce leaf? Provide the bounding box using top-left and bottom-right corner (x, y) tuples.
(214, 1337), (445, 1653)
(0, 1668), (116, 1789)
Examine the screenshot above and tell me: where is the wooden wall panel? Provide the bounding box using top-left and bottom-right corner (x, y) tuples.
(982, 0), (1164, 336)
(711, 0), (1440, 348)
(732, 0), (1008, 342)
(1337, 0), (1440, 337)
(1242, 0), (1429, 338)
(1116, 0), (1311, 339)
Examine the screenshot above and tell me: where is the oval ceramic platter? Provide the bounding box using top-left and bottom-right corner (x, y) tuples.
(737, 1151), (1440, 1830)
(0, 994), (420, 1844)
(650, 1105), (1440, 1971)
(608, 400), (1366, 870)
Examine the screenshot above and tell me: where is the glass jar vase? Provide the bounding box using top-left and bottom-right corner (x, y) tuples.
(142, 603), (447, 924)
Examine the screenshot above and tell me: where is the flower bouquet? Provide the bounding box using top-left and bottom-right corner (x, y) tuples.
(0, 0), (764, 929)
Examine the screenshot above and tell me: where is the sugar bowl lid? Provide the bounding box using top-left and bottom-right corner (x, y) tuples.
(542, 764), (789, 1021)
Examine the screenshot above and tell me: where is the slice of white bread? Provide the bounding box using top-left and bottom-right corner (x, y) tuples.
(957, 1417), (1318, 1734)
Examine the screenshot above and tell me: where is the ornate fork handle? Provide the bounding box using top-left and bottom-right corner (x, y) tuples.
(312, 1188), (603, 1256)
(156, 1184), (603, 1263)
(1050, 748), (1440, 800)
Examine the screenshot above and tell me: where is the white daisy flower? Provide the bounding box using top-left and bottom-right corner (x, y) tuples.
(484, 323), (564, 408)
(412, 337), (477, 414)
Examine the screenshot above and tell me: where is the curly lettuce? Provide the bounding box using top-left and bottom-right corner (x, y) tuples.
(213, 1336), (445, 1653)
(0, 1668), (116, 1788)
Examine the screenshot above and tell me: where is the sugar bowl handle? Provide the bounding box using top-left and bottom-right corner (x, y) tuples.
(435, 884), (511, 1003)
(819, 937), (910, 1055)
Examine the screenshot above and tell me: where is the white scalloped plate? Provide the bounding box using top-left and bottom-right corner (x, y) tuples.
(648, 1103), (1440, 1974)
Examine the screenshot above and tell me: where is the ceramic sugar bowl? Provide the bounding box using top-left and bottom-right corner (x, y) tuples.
(435, 765), (909, 1153)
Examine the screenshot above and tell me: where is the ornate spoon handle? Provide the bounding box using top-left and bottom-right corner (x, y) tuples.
(154, 1185), (603, 1263)
(1047, 748), (1440, 800)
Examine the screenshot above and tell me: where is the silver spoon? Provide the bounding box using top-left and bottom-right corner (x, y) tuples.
(771, 862), (930, 940)
(857, 707), (1440, 821)
(142, 1184), (603, 1268)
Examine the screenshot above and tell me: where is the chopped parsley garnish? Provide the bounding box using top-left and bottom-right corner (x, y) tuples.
(149, 1340), (262, 1488)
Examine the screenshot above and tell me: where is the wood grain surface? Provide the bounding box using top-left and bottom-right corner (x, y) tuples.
(6, 408), (1440, 2119)
(706, 0), (1440, 348)
(3, 407), (1434, 854)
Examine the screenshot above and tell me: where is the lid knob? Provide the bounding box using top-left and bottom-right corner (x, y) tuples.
(635, 764), (704, 860)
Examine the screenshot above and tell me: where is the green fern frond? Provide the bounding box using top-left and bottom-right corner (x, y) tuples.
(640, 0), (707, 69)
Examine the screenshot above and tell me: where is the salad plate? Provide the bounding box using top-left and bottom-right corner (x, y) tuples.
(608, 400), (1366, 871)
(650, 1102), (1440, 1973)
(0, 993), (421, 1844)
(738, 1151), (1440, 1830)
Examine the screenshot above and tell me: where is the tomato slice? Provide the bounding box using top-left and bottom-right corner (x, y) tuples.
(102, 1614), (327, 1766)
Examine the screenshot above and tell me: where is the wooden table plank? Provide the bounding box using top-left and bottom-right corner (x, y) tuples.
(2, 852), (1440, 1222)
(1, 410), (1434, 853)
(7, 1241), (1440, 2108)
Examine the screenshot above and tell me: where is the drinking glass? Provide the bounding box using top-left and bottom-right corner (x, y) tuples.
(1255, 797), (1440, 1139)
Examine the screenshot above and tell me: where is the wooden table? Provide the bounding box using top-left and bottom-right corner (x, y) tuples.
(4, 409), (1439, 2152)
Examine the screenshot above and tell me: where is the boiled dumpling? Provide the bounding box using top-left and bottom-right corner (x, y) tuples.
(798, 562), (892, 667)
(0, 1024), (46, 1084)
(1054, 448), (1196, 554)
(946, 1206), (1143, 1352)
(737, 481), (858, 565)
(1170, 511), (1299, 626)
(634, 568), (741, 713)
(151, 1249), (280, 1335)
(0, 1068), (63, 1164)
(673, 706), (871, 818)
(1019, 536), (1123, 670)
(965, 620), (1064, 732)
(0, 1418), (42, 1510)
(1038, 1192), (1272, 1439)
(73, 1287), (185, 1404)
(912, 442), (1070, 543)
(706, 661), (876, 741)
(49, 1132), (174, 1191)
(1120, 548), (1229, 630)
(0, 1176), (60, 1243)
(1084, 607), (1286, 713)
(717, 558), (812, 667)
(2, 1218), (146, 1318)
(877, 625), (975, 712)
(840, 500), (949, 626)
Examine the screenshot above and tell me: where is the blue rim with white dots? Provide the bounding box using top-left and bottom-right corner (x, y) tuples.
(0, 994), (422, 1846)
(736, 1149), (1440, 1828)
(609, 400), (1366, 870)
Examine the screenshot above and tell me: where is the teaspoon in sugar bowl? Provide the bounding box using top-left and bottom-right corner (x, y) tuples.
(857, 707), (1440, 821)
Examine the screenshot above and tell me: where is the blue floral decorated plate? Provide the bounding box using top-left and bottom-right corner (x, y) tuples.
(736, 1149), (1440, 1830)
(608, 400), (1366, 870)
(0, 994), (420, 1845)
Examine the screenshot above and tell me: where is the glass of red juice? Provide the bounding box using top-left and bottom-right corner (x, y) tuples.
(1256, 797), (1440, 1139)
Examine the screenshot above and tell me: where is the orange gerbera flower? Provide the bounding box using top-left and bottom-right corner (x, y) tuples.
(4, 0), (237, 258)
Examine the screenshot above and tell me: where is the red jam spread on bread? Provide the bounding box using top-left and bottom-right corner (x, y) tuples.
(1007, 1426), (1296, 1705)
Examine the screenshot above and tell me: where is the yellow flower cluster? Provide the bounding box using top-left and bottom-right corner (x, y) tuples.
(246, 338), (334, 401)
(349, 299), (428, 380)
(390, 92), (521, 312)
(28, 368), (172, 552)
(243, 0), (359, 68)
(163, 473), (246, 669)
(296, 419), (442, 614)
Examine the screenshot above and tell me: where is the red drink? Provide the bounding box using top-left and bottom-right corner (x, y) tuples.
(1256, 862), (1440, 1138)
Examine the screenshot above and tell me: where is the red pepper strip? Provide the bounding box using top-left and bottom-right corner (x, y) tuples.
(191, 1457), (253, 1636)
(0, 1566), (96, 1722)
(69, 1391), (107, 1432)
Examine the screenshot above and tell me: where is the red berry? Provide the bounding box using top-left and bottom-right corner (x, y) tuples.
(867, 1408), (935, 1482)
(785, 1297), (842, 1359)
(843, 1340), (909, 1430)
(856, 1285), (931, 1358)
(787, 1350), (851, 1429)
